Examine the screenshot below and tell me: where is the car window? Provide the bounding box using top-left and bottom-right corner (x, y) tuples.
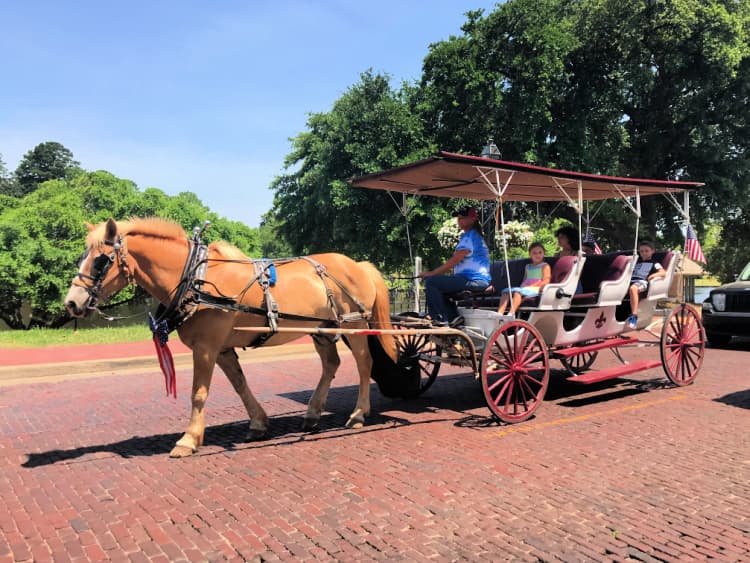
(740, 262), (750, 282)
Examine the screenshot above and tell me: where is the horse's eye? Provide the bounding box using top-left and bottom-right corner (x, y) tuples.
(92, 254), (110, 276)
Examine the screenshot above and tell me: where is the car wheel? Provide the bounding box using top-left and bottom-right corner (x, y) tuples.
(706, 331), (731, 347)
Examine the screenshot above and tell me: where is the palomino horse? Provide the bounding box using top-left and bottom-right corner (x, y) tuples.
(64, 218), (405, 458)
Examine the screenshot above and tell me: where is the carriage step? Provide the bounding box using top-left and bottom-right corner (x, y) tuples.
(566, 360), (662, 384)
(555, 337), (638, 357)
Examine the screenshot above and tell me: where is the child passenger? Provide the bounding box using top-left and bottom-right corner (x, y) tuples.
(497, 242), (551, 315)
(626, 240), (666, 329)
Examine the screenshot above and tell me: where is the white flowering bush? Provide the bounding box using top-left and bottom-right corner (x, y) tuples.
(494, 220), (535, 258)
(495, 221), (534, 251)
(437, 218), (462, 251)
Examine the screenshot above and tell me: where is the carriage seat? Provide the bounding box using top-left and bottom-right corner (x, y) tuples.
(570, 252), (633, 307)
(518, 255), (582, 311)
(631, 251), (676, 302)
(450, 258), (529, 307)
(454, 256), (582, 312)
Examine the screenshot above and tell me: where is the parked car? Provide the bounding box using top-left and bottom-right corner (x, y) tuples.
(701, 261), (750, 346)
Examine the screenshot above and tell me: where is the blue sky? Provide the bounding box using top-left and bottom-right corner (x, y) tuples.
(1, 1), (498, 227)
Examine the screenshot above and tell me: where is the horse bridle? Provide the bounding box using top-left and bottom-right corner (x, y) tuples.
(74, 235), (133, 310)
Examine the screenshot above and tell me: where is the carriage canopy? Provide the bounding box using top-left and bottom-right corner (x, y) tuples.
(350, 151), (704, 202)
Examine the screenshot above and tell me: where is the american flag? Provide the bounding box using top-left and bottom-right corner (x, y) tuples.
(583, 228), (602, 255)
(685, 224), (706, 264)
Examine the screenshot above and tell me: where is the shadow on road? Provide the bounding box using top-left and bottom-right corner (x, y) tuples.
(714, 388), (750, 410)
(22, 369), (693, 468)
(21, 406), (445, 469)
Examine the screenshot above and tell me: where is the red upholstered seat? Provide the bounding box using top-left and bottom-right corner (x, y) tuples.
(571, 253), (631, 307)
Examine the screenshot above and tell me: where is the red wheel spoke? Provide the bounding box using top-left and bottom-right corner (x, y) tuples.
(489, 372), (512, 396)
(502, 377), (516, 412)
(520, 372), (544, 390)
(515, 381), (530, 413)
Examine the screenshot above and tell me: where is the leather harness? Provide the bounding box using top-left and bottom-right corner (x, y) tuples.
(149, 241), (372, 347)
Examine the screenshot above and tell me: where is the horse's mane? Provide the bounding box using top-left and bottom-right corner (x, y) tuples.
(86, 217), (249, 259)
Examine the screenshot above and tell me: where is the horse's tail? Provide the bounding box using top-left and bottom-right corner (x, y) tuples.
(358, 261), (397, 363)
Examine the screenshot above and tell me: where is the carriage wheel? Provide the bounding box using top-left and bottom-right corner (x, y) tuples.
(560, 345), (598, 375)
(393, 314), (441, 398)
(660, 304), (705, 386)
(481, 320), (549, 423)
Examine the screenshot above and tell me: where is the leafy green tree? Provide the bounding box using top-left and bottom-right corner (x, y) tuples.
(0, 153), (18, 196)
(706, 208), (750, 282)
(417, 0), (750, 253)
(0, 179), (92, 328)
(0, 169), (262, 329)
(566, 0), (750, 247)
(13, 142), (81, 197)
(257, 215), (293, 258)
(270, 70), (442, 270)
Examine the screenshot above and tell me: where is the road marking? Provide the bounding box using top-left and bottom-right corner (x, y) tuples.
(490, 394), (688, 438)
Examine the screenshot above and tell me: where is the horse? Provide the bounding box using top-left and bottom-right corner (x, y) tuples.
(64, 218), (409, 458)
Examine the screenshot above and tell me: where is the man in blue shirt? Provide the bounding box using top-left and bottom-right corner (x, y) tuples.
(419, 206), (491, 325)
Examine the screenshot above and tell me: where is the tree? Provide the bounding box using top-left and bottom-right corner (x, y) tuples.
(0, 170), (262, 329)
(269, 70), (442, 270)
(14, 141), (81, 197)
(415, 0), (750, 252)
(0, 153), (18, 196)
(707, 208), (750, 283)
(267, 1), (750, 270)
(257, 214), (293, 258)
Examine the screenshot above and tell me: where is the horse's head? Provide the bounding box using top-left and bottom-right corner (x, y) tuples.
(64, 218), (134, 318)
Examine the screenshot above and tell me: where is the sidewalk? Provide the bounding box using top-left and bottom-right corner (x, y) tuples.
(0, 339), (191, 367)
(0, 336), (319, 386)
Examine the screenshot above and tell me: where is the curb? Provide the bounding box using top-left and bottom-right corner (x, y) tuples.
(0, 341), (330, 387)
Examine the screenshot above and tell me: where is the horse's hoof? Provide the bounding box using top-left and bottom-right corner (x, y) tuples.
(345, 408), (366, 429)
(169, 445), (195, 458)
(246, 428), (267, 441)
(345, 415), (365, 429)
(302, 417), (319, 432)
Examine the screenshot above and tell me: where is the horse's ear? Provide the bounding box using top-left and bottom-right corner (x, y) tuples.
(105, 218), (117, 240)
(86, 222), (94, 232)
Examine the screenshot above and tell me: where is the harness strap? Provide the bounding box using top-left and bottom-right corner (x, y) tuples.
(253, 260), (279, 336)
(151, 241), (208, 333)
(152, 252), (372, 348)
(301, 257), (370, 323)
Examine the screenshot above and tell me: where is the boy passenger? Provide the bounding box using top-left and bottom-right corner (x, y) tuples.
(627, 241), (665, 329)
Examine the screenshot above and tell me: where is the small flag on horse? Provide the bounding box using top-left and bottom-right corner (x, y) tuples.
(149, 314), (177, 398)
(583, 228), (602, 255)
(685, 224), (706, 265)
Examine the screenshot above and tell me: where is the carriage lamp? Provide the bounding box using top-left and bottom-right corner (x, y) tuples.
(480, 138), (501, 159)
(711, 293), (726, 311)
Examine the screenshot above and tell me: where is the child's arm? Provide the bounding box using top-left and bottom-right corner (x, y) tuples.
(539, 263), (552, 288)
(648, 263), (666, 281)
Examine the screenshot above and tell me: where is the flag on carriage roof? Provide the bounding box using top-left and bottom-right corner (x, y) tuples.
(685, 223), (706, 265)
(583, 228), (602, 255)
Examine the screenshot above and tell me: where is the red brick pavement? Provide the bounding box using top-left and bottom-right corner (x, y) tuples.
(0, 337), (748, 561)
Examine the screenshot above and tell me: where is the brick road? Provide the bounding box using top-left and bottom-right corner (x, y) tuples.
(0, 336), (748, 561)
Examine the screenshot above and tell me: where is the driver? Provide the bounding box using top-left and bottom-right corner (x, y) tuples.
(419, 206), (491, 326)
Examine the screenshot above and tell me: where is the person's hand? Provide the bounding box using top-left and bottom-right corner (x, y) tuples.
(419, 270), (433, 278)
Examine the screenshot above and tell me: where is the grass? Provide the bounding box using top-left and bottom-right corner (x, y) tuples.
(0, 325), (152, 348)
(695, 276), (720, 286)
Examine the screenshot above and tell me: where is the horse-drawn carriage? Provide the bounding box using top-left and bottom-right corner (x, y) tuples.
(64, 151), (705, 456)
(351, 151), (706, 423)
